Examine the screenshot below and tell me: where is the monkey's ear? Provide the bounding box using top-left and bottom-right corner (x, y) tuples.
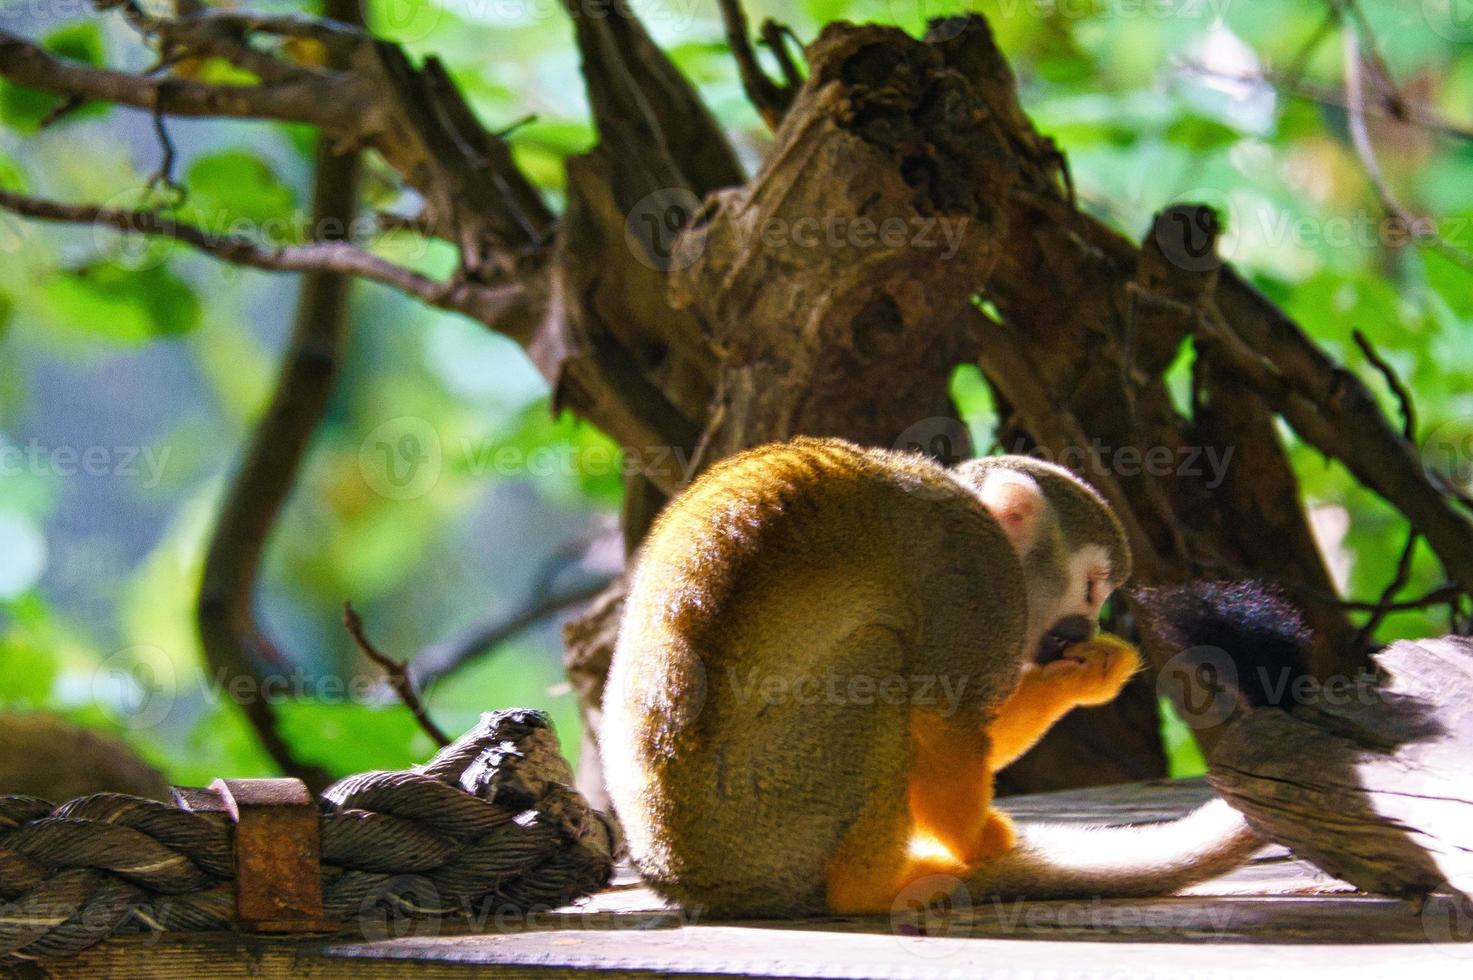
(979, 471), (1046, 552)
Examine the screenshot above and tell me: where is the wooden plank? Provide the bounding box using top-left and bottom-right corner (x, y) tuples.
(25, 780), (1473, 979)
(38, 906), (1473, 980)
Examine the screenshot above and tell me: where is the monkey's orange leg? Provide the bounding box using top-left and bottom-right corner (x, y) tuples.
(826, 788), (1007, 915)
(907, 707), (1016, 865)
(826, 786), (917, 914)
(986, 635), (1143, 769)
(826, 708), (1014, 916)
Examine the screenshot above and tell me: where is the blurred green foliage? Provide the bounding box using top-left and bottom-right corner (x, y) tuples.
(1, 0), (1470, 786)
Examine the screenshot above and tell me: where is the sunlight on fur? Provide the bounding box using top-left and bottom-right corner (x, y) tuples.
(907, 832), (958, 864)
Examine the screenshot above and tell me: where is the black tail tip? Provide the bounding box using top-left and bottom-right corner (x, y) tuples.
(1131, 580), (1313, 710)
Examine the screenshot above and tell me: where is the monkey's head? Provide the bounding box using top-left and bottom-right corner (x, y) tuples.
(952, 456), (1132, 663)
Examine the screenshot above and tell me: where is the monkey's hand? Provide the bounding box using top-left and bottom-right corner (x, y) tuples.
(985, 634), (1143, 768)
(1035, 632), (1142, 706)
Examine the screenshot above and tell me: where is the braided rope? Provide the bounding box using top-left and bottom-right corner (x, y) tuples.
(0, 709), (617, 963)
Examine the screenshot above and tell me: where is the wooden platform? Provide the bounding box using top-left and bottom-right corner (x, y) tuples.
(28, 781), (1473, 978)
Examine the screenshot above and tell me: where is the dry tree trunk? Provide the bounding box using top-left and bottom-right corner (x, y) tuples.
(3, 8), (1469, 794)
(558, 14), (1473, 797)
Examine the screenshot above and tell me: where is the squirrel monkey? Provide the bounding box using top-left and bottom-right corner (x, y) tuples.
(602, 437), (1260, 917)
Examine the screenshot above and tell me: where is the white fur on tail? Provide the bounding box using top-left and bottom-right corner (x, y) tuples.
(966, 800), (1262, 899)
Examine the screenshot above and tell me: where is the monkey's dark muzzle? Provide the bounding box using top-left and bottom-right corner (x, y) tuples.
(1034, 615), (1095, 665)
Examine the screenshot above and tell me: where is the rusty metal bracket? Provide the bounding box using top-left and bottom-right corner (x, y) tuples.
(177, 777), (336, 932)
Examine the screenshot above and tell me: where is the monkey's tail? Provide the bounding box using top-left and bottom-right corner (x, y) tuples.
(964, 799), (1261, 899)
(1131, 580), (1313, 708)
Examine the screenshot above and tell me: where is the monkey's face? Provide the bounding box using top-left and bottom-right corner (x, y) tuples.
(955, 456), (1129, 661)
(1027, 539), (1118, 665)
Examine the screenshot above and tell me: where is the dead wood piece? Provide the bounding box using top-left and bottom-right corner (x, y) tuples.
(673, 23), (1014, 462)
(1209, 635), (1473, 903)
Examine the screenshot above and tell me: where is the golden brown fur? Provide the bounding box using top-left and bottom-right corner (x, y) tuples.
(602, 437), (1259, 917)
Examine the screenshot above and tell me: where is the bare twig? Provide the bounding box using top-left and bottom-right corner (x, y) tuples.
(409, 578), (613, 689)
(1176, 63), (1473, 145)
(1352, 529), (1420, 649)
(1352, 329), (1416, 441)
(1340, 18), (1473, 269)
(343, 602), (452, 748)
(1279, 7), (1339, 90)
(37, 94), (87, 130)
(0, 189), (526, 324)
(1333, 582), (1464, 615)
(409, 530), (622, 687)
(759, 20), (805, 91)
(145, 103), (182, 195)
(716, 0), (795, 128)
(0, 28), (369, 134)
(93, 0), (158, 34)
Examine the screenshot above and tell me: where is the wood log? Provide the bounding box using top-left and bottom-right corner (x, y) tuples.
(1209, 635), (1473, 903)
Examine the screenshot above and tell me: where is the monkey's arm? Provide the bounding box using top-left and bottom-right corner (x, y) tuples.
(985, 635), (1142, 769)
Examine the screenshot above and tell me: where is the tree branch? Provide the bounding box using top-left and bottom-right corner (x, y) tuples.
(4, 5), (704, 480)
(1352, 329), (1416, 441)
(1352, 529), (1420, 649)
(0, 28), (369, 134)
(408, 578), (612, 690)
(193, 0), (367, 791)
(0, 189), (527, 326)
(716, 0), (796, 129)
(343, 602), (452, 748)
(1339, 20), (1473, 269)
(1204, 277), (1473, 599)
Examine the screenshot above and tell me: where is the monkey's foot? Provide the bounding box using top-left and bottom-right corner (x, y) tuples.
(1038, 633), (1142, 706)
(969, 808), (1017, 861)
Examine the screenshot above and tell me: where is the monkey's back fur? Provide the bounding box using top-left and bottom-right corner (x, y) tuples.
(602, 438), (1029, 916)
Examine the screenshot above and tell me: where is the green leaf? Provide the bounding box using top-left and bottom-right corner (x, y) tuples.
(42, 262), (202, 343)
(1159, 698), (1208, 778)
(0, 630), (59, 706)
(0, 152), (25, 192)
(1275, 98), (1325, 142)
(0, 23), (107, 133)
(278, 702), (428, 776)
(182, 151), (298, 232)
(1164, 115), (1241, 152)
(43, 22), (104, 66)
(191, 58), (261, 86)
(1424, 242), (1473, 320)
